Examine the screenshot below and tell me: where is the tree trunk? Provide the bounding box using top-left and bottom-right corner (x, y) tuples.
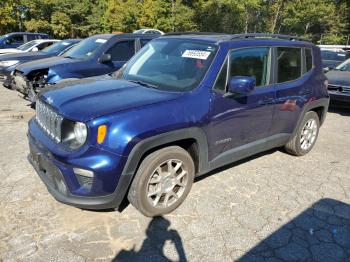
(271, 0), (284, 34)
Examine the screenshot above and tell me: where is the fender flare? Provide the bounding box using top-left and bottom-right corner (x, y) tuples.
(112, 127), (209, 208)
(291, 97), (329, 138)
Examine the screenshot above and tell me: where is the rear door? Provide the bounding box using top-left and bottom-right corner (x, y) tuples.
(269, 46), (312, 136)
(207, 46), (275, 160)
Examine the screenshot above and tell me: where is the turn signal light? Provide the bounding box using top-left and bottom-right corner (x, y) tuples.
(97, 125), (107, 144)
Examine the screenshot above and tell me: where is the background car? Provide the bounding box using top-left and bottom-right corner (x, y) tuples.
(327, 58), (350, 108)
(0, 32), (50, 49)
(0, 39), (80, 88)
(133, 29), (164, 35)
(320, 48), (350, 69)
(0, 39), (59, 55)
(12, 33), (158, 101)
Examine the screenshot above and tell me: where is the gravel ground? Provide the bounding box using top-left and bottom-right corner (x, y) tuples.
(0, 86), (350, 261)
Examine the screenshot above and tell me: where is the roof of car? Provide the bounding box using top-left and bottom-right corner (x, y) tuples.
(90, 33), (159, 40)
(161, 32), (311, 45)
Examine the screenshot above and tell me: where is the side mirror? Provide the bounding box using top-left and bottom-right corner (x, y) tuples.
(4, 39), (10, 45)
(99, 53), (111, 63)
(31, 47), (39, 52)
(228, 76), (256, 95)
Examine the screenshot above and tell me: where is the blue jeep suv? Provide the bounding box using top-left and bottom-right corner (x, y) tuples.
(28, 33), (329, 217)
(13, 34), (157, 101)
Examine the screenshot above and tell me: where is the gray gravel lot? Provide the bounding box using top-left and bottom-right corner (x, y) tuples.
(0, 86), (350, 261)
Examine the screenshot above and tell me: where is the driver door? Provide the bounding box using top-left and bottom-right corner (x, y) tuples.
(207, 47), (275, 161)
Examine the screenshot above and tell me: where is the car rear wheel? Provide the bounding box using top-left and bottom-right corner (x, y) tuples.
(128, 146), (195, 217)
(285, 111), (320, 156)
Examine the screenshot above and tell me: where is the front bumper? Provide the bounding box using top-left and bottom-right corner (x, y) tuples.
(28, 120), (132, 210)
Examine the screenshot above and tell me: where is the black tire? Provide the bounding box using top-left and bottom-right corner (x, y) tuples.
(128, 146), (195, 217)
(285, 111), (320, 156)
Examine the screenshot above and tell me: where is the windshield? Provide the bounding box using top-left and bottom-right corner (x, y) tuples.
(63, 37), (108, 59)
(116, 39), (218, 91)
(17, 41), (39, 51)
(321, 50), (350, 61)
(42, 41), (74, 54)
(335, 58), (350, 72)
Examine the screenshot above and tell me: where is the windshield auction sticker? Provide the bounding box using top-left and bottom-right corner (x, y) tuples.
(182, 50), (211, 60)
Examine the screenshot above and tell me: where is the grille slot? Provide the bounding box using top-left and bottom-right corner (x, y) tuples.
(36, 100), (63, 142)
(328, 84), (350, 94)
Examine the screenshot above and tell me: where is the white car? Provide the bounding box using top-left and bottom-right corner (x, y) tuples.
(133, 29), (164, 35)
(0, 39), (59, 55)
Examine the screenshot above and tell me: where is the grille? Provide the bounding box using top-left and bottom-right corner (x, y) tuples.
(328, 84), (350, 94)
(36, 99), (63, 143)
(343, 86), (350, 94)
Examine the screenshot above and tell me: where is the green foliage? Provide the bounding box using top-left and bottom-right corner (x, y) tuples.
(0, 0), (17, 34)
(0, 0), (348, 45)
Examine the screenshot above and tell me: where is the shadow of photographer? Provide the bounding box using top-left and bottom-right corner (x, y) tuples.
(114, 216), (187, 262)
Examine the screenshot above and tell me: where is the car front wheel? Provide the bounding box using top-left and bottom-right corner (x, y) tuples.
(128, 146), (195, 217)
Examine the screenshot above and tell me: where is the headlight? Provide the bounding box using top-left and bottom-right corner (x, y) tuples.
(74, 122), (87, 146)
(61, 120), (88, 149)
(0, 60), (19, 67)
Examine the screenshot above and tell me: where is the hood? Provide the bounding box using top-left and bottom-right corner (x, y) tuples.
(326, 70), (350, 86)
(40, 79), (182, 121)
(16, 56), (85, 75)
(0, 48), (23, 55)
(0, 51), (49, 62)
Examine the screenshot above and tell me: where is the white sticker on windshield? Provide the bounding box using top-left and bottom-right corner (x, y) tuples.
(95, 39), (107, 43)
(62, 42), (70, 46)
(182, 50), (211, 60)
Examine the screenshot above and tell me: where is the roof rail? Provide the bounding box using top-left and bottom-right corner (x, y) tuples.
(164, 32), (229, 36)
(231, 33), (309, 42)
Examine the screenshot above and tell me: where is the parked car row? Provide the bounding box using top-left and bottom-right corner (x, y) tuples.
(0, 33), (157, 102)
(0, 39), (80, 89)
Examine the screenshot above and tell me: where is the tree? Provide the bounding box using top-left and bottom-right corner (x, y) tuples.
(0, 0), (17, 34)
(104, 0), (140, 33)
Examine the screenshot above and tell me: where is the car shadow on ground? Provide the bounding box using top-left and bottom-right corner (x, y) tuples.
(328, 106), (350, 116)
(195, 148), (279, 183)
(113, 198), (350, 261)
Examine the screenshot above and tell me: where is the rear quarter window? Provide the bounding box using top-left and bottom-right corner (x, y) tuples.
(305, 48), (313, 72)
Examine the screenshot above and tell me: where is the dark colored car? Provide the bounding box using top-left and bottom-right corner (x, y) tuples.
(320, 49), (350, 69)
(0, 40), (80, 88)
(28, 33), (329, 217)
(12, 34), (158, 100)
(327, 58), (350, 107)
(0, 32), (50, 49)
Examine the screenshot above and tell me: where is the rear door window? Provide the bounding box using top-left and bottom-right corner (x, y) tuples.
(8, 34), (24, 44)
(107, 40), (135, 61)
(277, 47), (302, 83)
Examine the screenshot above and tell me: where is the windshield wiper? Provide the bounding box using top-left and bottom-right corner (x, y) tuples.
(128, 79), (159, 89)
